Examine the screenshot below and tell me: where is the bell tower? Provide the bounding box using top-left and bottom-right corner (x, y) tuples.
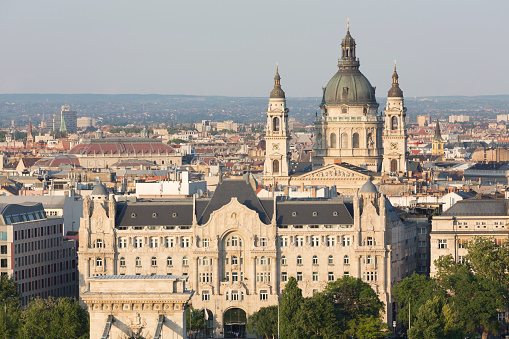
(382, 62), (408, 174)
(264, 65), (290, 177)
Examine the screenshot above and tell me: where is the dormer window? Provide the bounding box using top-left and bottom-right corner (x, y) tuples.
(152, 213), (158, 218)
(131, 213), (137, 218)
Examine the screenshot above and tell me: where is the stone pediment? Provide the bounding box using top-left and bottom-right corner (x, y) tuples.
(297, 164), (370, 180)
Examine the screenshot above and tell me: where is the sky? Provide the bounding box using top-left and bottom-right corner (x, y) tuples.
(0, 0), (508, 98)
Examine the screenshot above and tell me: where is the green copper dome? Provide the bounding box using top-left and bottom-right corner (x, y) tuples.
(322, 29), (377, 106)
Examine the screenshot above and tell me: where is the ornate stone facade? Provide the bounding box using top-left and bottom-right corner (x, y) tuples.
(79, 179), (416, 337)
(81, 275), (192, 339)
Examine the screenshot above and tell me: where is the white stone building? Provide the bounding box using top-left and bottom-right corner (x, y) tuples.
(79, 178), (415, 337)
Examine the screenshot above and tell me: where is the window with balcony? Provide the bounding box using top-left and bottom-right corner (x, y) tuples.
(260, 290), (268, 301)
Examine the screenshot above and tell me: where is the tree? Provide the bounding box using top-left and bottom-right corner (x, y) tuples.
(324, 276), (384, 333)
(297, 292), (339, 339)
(345, 315), (389, 339)
(392, 272), (446, 329)
(247, 305), (278, 339)
(279, 277), (304, 339)
(408, 296), (463, 339)
(20, 297), (89, 339)
(0, 275), (21, 338)
(186, 305), (206, 336)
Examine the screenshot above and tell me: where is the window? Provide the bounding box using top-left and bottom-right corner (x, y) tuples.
(167, 257), (173, 266)
(418, 253), (427, 260)
(232, 256), (238, 265)
(327, 236), (336, 247)
(418, 228), (427, 234)
(498, 312), (506, 323)
(312, 272), (318, 281)
(363, 271), (377, 281)
(227, 235), (242, 247)
(344, 271), (350, 277)
(295, 236), (304, 247)
(0, 245), (7, 254)
(458, 240), (466, 248)
(181, 237), (190, 248)
(438, 239), (448, 249)
(311, 236), (319, 247)
(418, 241), (426, 248)
(165, 237), (175, 248)
(150, 237), (159, 248)
(1, 259), (7, 268)
(135, 257), (141, 266)
(328, 255), (334, 265)
(297, 256), (302, 265)
(352, 133), (359, 148)
(297, 272), (303, 281)
(259, 256), (267, 265)
(202, 291), (210, 301)
(312, 256), (318, 265)
(281, 256), (287, 266)
(260, 290), (268, 301)
(96, 258), (103, 267)
(232, 291), (241, 301)
(95, 239), (103, 248)
(182, 257), (189, 266)
(342, 236), (351, 247)
(343, 255), (350, 265)
(366, 237), (373, 246)
(280, 236), (289, 247)
(202, 238), (209, 248)
(328, 272), (334, 281)
(367, 255), (373, 264)
(202, 257), (210, 266)
(260, 238), (267, 247)
(118, 238), (127, 249)
(151, 257), (157, 267)
(134, 237), (143, 248)
(281, 272), (287, 282)
(120, 257), (126, 267)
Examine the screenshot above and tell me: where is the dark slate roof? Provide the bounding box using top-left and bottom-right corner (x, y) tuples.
(275, 200), (353, 225)
(198, 179), (270, 224)
(116, 201), (194, 227)
(0, 202), (45, 218)
(442, 200), (509, 216)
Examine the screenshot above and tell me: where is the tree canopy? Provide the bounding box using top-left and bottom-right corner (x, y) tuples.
(394, 237), (509, 339)
(250, 276), (386, 339)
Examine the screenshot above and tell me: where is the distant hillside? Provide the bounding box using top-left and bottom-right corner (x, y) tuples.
(0, 94), (508, 126)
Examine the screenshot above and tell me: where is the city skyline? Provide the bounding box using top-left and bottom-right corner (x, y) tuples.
(0, 0), (508, 97)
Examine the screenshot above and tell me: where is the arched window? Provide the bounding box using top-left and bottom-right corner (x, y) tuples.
(95, 239), (103, 248)
(312, 255), (318, 265)
(167, 257), (173, 266)
(231, 256), (238, 265)
(273, 160), (279, 174)
(96, 258), (103, 267)
(183, 257), (189, 266)
(119, 257), (125, 267)
(135, 257), (141, 267)
(328, 255), (334, 265)
(227, 235), (242, 247)
(273, 117), (280, 132)
(352, 133), (359, 149)
(330, 133), (337, 148)
(260, 256), (267, 265)
(341, 133), (348, 148)
(281, 256), (287, 265)
(367, 255), (373, 264)
(151, 257), (157, 267)
(297, 256), (303, 265)
(202, 257), (210, 266)
(391, 116), (398, 130)
(344, 255), (350, 265)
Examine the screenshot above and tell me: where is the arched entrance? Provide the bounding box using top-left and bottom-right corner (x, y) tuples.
(204, 309), (214, 337)
(223, 308), (247, 338)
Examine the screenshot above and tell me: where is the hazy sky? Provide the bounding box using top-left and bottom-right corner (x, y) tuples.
(0, 0), (508, 97)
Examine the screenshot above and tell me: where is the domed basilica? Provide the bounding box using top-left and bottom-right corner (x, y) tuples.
(262, 25), (408, 191)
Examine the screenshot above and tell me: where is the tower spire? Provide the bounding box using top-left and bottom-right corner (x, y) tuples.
(434, 117), (442, 140)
